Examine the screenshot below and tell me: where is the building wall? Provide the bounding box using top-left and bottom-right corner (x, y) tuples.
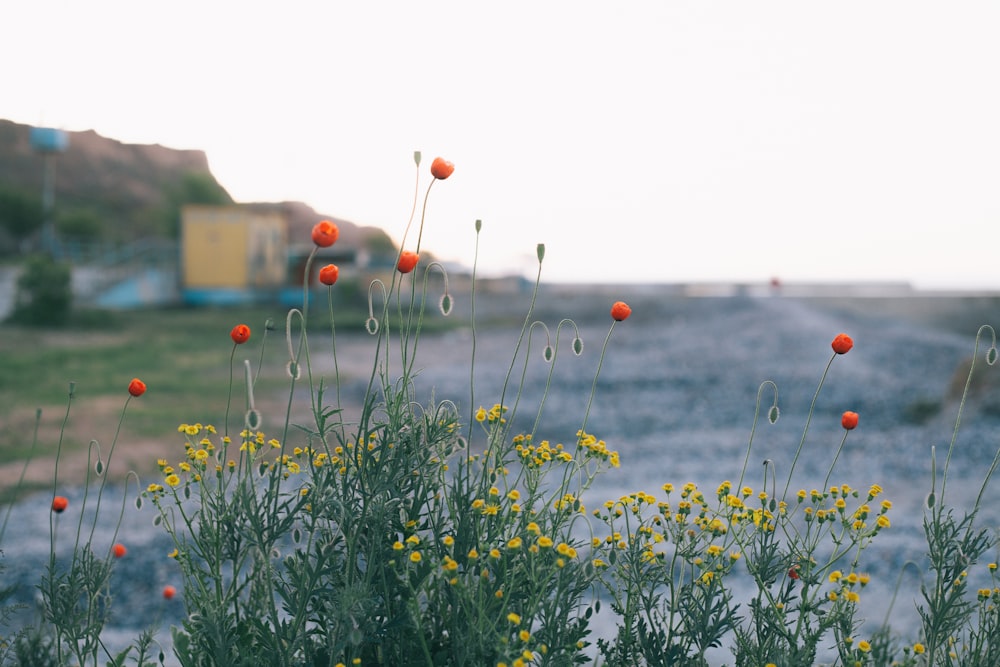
(181, 205), (287, 289)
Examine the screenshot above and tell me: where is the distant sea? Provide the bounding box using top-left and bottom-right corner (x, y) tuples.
(4, 286), (1000, 663)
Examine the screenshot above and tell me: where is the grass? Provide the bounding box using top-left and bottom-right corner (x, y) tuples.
(0, 304), (361, 467)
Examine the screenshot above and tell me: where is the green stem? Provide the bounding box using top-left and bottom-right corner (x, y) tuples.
(782, 354), (836, 500)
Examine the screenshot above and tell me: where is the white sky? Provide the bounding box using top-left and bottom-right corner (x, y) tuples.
(3, 1), (999, 289)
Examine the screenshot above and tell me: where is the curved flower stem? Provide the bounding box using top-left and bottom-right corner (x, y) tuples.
(48, 382), (75, 565)
(821, 431), (850, 494)
(86, 395), (134, 548)
(224, 343), (238, 439)
(529, 318), (580, 443)
(579, 320), (619, 438)
(402, 262), (449, 381)
(782, 353), (836, 500)
(0, 407), (42, 543)
(108, 471), (142, 551)
(940, 324), (995, 504)
(737, 380), (778, 492)
(465, 221), (482, 449)
(325, 286), (345, 442)
(879, 560), (922, 629)
(497, 248), (544, 445)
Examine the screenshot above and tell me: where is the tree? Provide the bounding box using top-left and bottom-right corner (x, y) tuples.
(56, 209), (105, 242)
(159, 171), (233, 237)
(0, 186), (43, 251)
(9, 254), (73, 326)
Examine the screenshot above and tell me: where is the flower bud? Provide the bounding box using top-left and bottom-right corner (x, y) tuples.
(128, 378), (147, 397)
(319, 264), (339, 286)
(397, 251), (419, 274)
(831, 333), (854, 354)
(610, 301), (632, 322)
(230, 324), (251, 345)
(430, 157), (455, 180)
(311, 220), (339, 248)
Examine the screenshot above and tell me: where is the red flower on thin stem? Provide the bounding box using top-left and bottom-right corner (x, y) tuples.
(430, 157), (455, 180)
(128, 378), (146, 397)
(319, 264), (339, 286)
(397, 251), (419, 274)
(162, 585), (176, 600)
(51, 495), (68, 513)
(841, 411), (859, 430)
(831, 333), (854, 355)
(230, 324), (251, 345)
(788, 564), (800, 580)
(610, 301), (632, 322)
(311, 220), (340, 248)
(113, 543), (127, 558)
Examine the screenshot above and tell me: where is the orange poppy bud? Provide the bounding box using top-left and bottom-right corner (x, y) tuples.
(831, 333), (853, 355)
(128, 378), (147, 397)
(230, 324), (251, 345)
(430, 157), (455, 180)
(319, 264), (339, 286)
(51, 495), (68, 513)
(162, 585), (176, 600)
(397, 251), (420, 274)
(113, 543), (127, 558)
(311, 220), (339, 248)
(610, 301), (632, 322)
(841, 411), (859, 430)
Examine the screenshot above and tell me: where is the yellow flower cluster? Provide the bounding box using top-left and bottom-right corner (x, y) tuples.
(576, 430), (620, 468)
(475, 403), (508, 425)
(826, 569), (872, 603)
(512, 434), (573, 469)
(795, 484), (892, 536)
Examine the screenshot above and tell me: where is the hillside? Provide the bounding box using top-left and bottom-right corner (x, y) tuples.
(0, 118), (389, 252)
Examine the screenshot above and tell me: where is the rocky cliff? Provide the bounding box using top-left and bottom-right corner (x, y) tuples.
(0, 118), (384, 249)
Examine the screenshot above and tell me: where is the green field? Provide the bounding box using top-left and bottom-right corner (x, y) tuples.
(0, 304), (371, 493)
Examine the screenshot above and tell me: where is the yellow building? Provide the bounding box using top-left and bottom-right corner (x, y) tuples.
(181, 205), (287, 305)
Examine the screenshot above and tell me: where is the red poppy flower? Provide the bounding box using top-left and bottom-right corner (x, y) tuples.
(162, 585), (176, 600)
(230, 324), (251, 345)
(397, 251), (420, 274)
(841, 411), (859, 430)
(113, 543), (127, 558)
(430, 157), (455, 180)
(610, 301), (632, 322)
(319, 264), (339, 286)
(51, 495), (68, 513)
(311, 220), (340, 248)
(831, 333), (854, 355)
(128, 378), (147, 397)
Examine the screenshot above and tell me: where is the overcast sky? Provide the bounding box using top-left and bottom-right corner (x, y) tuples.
(3, 1), (999, 289)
